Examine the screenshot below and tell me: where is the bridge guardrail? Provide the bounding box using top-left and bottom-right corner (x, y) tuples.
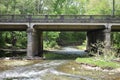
(0, 15), (120, 23)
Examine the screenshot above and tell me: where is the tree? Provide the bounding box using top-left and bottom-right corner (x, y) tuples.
(43, 31), (60, 49)
(86, 0), (111, 15)
(57, 32), (86, 46)
(112, 0), (115, 16)
(0, 0), (120, 50)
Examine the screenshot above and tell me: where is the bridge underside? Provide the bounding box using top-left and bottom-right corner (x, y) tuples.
(0, 23), (120, 31)
(0, 23), (119, 58)
(0, 24), (28, 31)
(33, 23), (106, 31)
(111, 25), (120, 31)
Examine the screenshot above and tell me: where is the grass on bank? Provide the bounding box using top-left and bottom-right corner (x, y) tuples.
(76, 57), (120, 69)
(44, 52), (120, 69)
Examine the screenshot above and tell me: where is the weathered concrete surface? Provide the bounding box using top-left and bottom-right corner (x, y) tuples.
(27, 27), (35, 57)
(27, 27), (43, 58)
(33, 23), (106, 31)
(86, 25), (111, 51)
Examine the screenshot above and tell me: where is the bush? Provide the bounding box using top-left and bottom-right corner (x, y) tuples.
(89, 41), (117, 61)
(43, 32), (60, 50)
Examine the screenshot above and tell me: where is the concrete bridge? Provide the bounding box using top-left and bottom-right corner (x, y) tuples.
(0, 15), (120, 58)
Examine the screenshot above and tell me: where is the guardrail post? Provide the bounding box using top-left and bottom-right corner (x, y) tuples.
(59, 15), (64, 22)
(90, 15), (93, 22)
(45, 15), (48, 19)
(28, 15), (32, 23)
(11, 15), (14, 22)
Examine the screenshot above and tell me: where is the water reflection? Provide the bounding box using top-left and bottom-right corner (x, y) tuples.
(46, 47), (88, 56)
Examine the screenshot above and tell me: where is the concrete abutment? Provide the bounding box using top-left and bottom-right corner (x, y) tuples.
(86, 25), (111, 52)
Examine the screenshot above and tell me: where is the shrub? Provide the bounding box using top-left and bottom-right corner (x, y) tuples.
(89, 41), (117, 61)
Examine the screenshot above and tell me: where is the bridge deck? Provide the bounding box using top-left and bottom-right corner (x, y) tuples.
(0, 15), (120, 31)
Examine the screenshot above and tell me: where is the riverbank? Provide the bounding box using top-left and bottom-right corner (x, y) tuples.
(57, 60), (120, 80)
(0, 52), (120, 80)
(0, 58), (120, 79)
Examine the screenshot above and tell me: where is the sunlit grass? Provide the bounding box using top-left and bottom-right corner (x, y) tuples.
(76, 41), (87, 50)
(76, 46), (86, 50)
(76, 57), (120, 69)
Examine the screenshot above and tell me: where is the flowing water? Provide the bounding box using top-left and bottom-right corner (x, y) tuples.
(47, 47), (88, 56)
(0, 60), (93, 80)
(0, 47), (120, 80)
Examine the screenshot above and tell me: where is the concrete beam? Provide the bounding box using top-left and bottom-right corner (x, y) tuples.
(34, 25), (105, 31)
(0, 23), (28, 31)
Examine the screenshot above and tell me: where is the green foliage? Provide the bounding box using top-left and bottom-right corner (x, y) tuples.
(89, 41), (117, 61)
(1, 0), (119, 15)
(15, 32), (27, 48)
(57, 32), (86, 46)
(0, 0), (120, 50)
(112, 32), (120, 49)
(43, 32), (60, 49)
(0, 32), (6, 47)
(86, 0), (111, 15)
(0, 31), (27, 49)
(43, 31), (86, 49)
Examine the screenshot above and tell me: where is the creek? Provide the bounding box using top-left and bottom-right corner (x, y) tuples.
(0, 47), (120, 80)
(0, 60), (93, 80)
(0, 60), (120, 80)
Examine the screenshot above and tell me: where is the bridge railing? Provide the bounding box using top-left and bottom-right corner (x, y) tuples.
(0, 15), (120, 23)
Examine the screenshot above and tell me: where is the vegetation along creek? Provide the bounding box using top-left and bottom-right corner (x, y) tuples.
(0, 47), (120, 80)
(0, 0), (120, 80)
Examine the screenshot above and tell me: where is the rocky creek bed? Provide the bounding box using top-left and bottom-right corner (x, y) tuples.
(0, 59), (120, 80)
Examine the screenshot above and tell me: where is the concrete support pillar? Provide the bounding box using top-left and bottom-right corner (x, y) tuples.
(27, 27), (43, 58)
(86, 25), (111, 51)
(103, 25), (111, 49)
